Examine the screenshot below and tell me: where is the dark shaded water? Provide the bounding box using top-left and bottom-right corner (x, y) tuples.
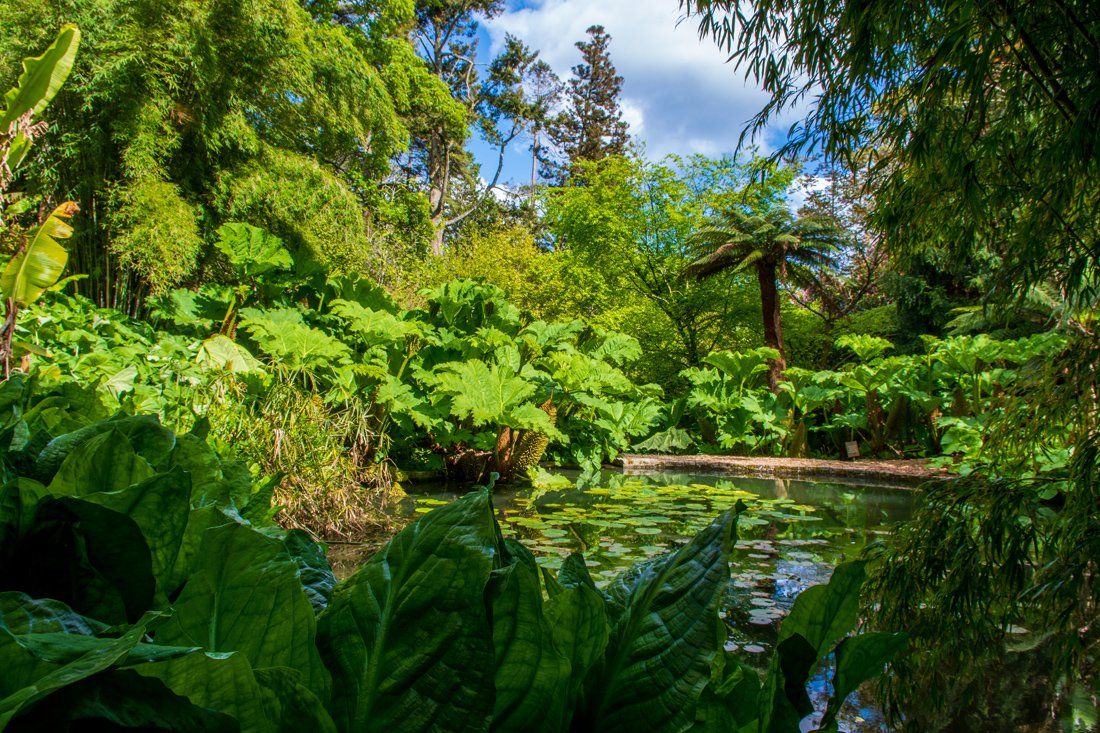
(330, 469), (917, 732)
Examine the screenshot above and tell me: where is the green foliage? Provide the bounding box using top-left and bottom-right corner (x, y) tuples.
(217, 150), (371, 275)
(684, 0), (1099, 312)
(0, 386), (900, 732)
(16, 278), (661, 526)
(0, 23), (79, 185)
(1, 202), (75, 306)
(834, 334), (892, 363)
(670, 331), (1070, 466)
(544, 153), (781, 386)
(0, 23), (78, 129)
(110, 179), (202, 295)
(214, 224), (293, 279)
(0, 0), (448, 310)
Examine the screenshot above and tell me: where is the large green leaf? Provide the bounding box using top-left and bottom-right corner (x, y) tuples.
(689, 649), (762, 733)
(775, 561), (866, 655)
(758, 561), (868, 733)
(0, 24), (81, 127)
(330, 299), (422, 349)
(489, 540), (571, 733)
(197, 334), (263, 374)
(9, 632), (199, 668)
(280, 529), (336, 614)
(80, 469), (192, 597)
(757, 634), (818, 733)
(35, 414), (177, 483)
(813, 632), (907, 732)
(0, 495), (154, 625)
(434, 360), (534, 421)
(7, 669), (238, 732)
(166, 431), (252, 509)
(214, 223), (293, 277)
(45, 429), (155, 496)
(0, 593), (106, 636)
(317, 489), (498, 733)
(0, 612), (152, 729)
(164, 505), (233, 596)
(239, 308), (350, 369)
(433, 360), (561, 438)
(703, 349), (779, 387)
(156, 522), (330, 699)
(575, 509), (739, 733)
(254, 667), (338, 733)
(134, 650), (275, 733)
(1, 203), (76, 306)
(543, 557), (609, 725)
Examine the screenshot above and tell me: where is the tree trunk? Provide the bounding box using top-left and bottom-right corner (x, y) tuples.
(756, 261), (787, 391)
(530, 127), (539, 190)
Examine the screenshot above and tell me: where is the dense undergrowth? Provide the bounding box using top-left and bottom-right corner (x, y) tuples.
(15, 283), (1075, 539)
(2, 17), (1097, 732)
(0, 376), (904, 732)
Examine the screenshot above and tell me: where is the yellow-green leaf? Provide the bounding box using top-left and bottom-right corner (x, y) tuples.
(1, 202), (76, 305)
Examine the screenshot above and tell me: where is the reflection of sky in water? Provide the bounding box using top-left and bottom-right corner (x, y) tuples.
(334, 469), (915, 732)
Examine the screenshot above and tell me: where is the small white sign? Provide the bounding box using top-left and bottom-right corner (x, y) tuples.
(845, 441), (860, 459)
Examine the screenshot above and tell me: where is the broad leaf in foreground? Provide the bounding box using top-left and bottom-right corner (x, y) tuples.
(575, 508), (739, 733)
(758, 561), (870, 733)
(0, 24), (81, 127)
(0, 612), (152, 729)
(156, 522), (330, 699)
(9, 669), (238, 732)
(81, 469), (194, 599)
(133, 650), (274, 733)
(46, 429), (155, 496)
(0, 495), (154, 624)
(543, 555), (609, 725)
(317, 489), (498, 733)
(1, 203), (77, 306)
(814, 632), (908, 732)
(489, 540), (570, 733)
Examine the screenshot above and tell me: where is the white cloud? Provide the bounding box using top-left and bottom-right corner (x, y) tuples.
(483, 0), (804, 161)
(619, 98), (646, 136)
(786, 175), (831, 211)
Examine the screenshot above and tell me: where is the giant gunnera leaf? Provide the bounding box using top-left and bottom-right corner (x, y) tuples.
(573, 508), (739, 733)
(317, 489), (499, 733)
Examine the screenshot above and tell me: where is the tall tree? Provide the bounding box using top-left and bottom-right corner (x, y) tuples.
(686, 208), (843, 389)
(410, 2), (552, 252)
(412, 0), (498, 253)
(548, 25), (630, 178)
(0, 0), (438, 314)
(788, 168), (891, 348)
(682, 0), (1099, 314)
(481, 36), (560, 196)
(545, 154), (783, 388)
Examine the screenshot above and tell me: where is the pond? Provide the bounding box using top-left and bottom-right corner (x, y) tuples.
(330, 469), (917, 732)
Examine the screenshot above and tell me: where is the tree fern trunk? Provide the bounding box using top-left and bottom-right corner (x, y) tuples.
(756, 261), (787, 390)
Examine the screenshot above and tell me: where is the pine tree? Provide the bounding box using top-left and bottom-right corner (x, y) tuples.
(548, 25), (630, 178)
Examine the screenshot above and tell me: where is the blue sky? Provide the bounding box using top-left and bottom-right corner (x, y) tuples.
(467, 0), (804, 186)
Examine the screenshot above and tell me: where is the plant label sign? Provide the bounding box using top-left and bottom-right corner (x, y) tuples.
(845, 441), (860, 459)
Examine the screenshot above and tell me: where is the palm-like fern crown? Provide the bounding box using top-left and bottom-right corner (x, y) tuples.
(685, 207), (843, 288)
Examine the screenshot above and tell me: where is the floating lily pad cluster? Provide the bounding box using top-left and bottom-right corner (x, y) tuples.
(404, 474), (913, 662)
